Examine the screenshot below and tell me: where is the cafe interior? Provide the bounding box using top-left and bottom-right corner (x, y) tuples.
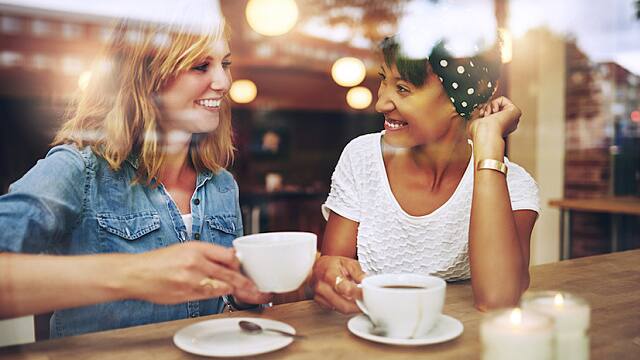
(0, 0), (639, 358)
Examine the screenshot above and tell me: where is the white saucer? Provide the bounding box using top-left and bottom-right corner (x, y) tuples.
(173, 317), (295, 357)
(347, 314), (463, 346)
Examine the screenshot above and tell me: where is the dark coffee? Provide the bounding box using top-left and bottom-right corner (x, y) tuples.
(382, 285), (427, 289)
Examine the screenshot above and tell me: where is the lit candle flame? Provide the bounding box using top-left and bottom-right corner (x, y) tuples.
(554, 293), (565, 307)
(510, 308), (522, 325)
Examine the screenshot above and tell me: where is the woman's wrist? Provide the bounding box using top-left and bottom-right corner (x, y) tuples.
(472, 123), (505, 162)
(113, 254), (142, 300)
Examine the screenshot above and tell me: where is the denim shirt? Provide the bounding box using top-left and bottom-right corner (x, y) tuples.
(0, 144), (243, 338)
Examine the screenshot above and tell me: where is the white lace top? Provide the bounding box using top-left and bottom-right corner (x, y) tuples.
(322, 132), (540, 281)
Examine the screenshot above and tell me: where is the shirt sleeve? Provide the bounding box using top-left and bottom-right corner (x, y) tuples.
(0, 145), (87, 253)
(322, 141), (361, 222)
(505, 159), (541, 214)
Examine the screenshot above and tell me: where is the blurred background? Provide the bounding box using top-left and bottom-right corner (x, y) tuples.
(0, 0), (639, 345)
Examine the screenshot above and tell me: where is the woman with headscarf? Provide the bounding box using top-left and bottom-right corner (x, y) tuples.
(312, 34), (539, 313)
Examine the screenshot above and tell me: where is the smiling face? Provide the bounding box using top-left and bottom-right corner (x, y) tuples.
(375, 62), (461, 148)
(157, 39), (232, 135)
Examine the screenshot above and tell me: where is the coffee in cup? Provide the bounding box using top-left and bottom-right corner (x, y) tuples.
(382, 285), (428, 290)
(356, 273), (446, 339)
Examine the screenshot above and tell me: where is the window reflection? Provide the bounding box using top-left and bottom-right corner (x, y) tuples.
(0, 2), (639, 344)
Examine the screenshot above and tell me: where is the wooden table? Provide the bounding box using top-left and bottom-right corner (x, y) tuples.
(549, 196), (640, 259)
(2, 250), (640, 359)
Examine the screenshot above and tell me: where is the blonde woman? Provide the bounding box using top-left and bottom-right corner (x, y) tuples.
(0, 5), (269, 337)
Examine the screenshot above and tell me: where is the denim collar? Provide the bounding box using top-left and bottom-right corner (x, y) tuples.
(125, 153), (140, 170)
(197, 170), (214, 188)
(124, 152), (214, 188)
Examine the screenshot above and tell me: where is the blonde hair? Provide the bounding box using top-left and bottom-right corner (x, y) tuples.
(54, 13), (233, 184)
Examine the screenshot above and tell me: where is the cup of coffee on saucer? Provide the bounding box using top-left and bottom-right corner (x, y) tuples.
(233, 232), (317, 293)
(355, 273), (447, 339)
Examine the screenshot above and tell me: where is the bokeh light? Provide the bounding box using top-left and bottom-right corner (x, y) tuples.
(229, 79), (258, 104)
(331, 57), (366, 87)
(346, 86), (372, 110)
(245, 0), (299, 36)
(499, 28), (513, 63)
(78, 70), (92, 91)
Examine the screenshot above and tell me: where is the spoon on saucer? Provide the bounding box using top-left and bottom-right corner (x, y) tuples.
(238, 320), (305, 339)
(360, 313), (387, 336)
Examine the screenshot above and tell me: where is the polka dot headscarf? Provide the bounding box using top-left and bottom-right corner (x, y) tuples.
(428, 41), (501, 119)
(380, 37), (501, 120)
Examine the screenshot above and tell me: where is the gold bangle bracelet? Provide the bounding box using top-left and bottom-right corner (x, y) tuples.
(477, 159), (508, 175)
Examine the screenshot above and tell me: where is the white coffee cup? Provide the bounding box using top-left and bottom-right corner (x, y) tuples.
(233, 232), (317, 293)
(356, 273), (446, 339)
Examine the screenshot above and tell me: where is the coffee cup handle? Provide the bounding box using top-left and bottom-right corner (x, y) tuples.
(354, 285), (370, 316)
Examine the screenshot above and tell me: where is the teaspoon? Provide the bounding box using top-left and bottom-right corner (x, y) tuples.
(238, 320), (305, 339)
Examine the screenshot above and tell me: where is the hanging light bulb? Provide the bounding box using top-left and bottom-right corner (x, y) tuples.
(346, 86), (372, 110)
(229, 79), (258, 104)
(331, 57), (366, 87)
(246, 0), (299, 37)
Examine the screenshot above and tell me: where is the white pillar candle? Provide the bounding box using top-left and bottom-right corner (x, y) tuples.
(480, 307), (554, 360)
(522, 291), (590, 360)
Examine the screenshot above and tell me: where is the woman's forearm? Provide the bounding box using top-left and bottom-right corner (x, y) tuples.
(469, 126), (528, 310)
(0, 252), (133, 319)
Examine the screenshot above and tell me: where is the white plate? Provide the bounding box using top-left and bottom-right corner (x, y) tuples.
(347, 314), (463, 346)
(173, 317), (295, 357)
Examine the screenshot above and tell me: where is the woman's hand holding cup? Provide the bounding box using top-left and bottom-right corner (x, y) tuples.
(312, 255), (365, 314)
(122, 242), (264, 304)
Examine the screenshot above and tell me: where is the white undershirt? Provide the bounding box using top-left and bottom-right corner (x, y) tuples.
(182, 213), (193, 239)
(163, 188), (194, 239)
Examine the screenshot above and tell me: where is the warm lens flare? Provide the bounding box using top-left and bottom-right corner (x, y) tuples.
(554, 293), (565, 306)
(331, 57), (366, 87)
(510, 308), (523, 325)
(346, 86), (372, 110)
(499, 28), (513, 64)
(246, 0), (299, 36)
(78, 71), (92, 91)
(229, 79), (258, 104)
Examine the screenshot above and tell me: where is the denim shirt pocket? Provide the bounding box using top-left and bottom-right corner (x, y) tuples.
(97, 211), (161, 252)
(205, 214), (238, 248)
